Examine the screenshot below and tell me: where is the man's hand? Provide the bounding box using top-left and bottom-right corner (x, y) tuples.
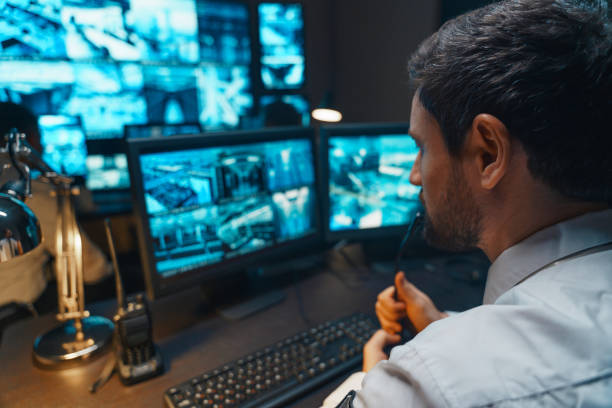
(362, 329), (401, 372)
(376, 271), (448, 334)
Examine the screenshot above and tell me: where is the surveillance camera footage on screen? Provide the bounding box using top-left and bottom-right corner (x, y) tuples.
(328, 135), (421, 232)
(139, 139), (317, 277)
(38, 114), (88, 176)
(258, 3), (305, 90)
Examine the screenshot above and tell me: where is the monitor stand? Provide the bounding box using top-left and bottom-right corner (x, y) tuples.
(202, 253), (324, 321)
(217, 290), (286, 321)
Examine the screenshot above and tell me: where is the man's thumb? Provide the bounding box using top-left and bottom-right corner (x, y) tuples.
(395, 271), (416, 302)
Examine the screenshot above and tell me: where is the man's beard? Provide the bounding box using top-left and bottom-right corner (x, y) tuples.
(421, 169), (482, 252)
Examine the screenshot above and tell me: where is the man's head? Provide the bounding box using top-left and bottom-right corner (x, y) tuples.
(0, 102), (42, 152)
(407, 0), (611, 252)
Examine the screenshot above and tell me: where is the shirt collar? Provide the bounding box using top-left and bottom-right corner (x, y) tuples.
(483, 208), (612, 304)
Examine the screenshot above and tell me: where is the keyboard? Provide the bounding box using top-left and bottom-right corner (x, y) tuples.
(164, 313), (379, 408)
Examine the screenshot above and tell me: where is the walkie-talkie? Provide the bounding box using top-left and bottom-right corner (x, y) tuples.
(95, 219), (163, 389)
(393, 211), (424, 341)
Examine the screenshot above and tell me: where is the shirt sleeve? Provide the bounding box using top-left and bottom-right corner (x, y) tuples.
(352, 345), (449, 408)
(319, 372), (366, 408)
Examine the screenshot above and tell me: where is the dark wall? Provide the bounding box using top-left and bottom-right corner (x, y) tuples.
(246, 0), (439, 125)
(329, 1), (439, 123)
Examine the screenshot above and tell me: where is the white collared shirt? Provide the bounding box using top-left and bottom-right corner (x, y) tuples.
(322, 209), (612, 407)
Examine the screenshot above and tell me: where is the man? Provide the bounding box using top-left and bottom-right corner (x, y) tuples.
(0, 229), (23, 262)
(322, 0), (611, 406)
(0, 102), (111, 306)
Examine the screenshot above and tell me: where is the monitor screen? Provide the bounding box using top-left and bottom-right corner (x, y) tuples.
(1, 0), (198, 62)
(128, 128), (318, 298)
(38, 114), (88, 176)
(85, 153), (130, 191)
(0, 60), (147, 140)
(61, 0), (199, 63)
(197, 0), (250, 65)
(142, 65), (200, 124)
(125, 123), (202, 139)
(0, 0), (67, 58)
(322, 124), (421, 240)
(197, 63), (253, 130)
(258, 3), (305, 90)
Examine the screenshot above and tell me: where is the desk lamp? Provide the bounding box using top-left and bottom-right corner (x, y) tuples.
(0, 130), (113, 368)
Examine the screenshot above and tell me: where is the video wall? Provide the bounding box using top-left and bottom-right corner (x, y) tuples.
(0, 0), (308, 193)
(139, 139), (316, 277)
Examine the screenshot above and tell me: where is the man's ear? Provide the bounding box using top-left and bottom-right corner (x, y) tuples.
(465, 113), (512, 190)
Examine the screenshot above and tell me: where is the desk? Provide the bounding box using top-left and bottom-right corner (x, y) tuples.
(0, 254), (486, 407)
(0, 268), (392, 407)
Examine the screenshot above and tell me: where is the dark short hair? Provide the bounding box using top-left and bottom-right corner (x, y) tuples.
(0, 102), (39, 140)
(264, 100), (302, 127)
(408, 0), (611, 203)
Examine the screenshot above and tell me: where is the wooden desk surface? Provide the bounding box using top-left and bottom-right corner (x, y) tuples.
(0, 268), (391, 408)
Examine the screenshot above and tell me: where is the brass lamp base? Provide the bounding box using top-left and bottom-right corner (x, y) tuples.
(33, 316), (114, 369)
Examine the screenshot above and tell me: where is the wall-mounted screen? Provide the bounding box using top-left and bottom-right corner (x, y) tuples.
(85, 153), (130, 191)
(0, 60), (147, 140)
(197, 63), (252, 130)
(197, 0), (250, 65)
(38, 114), (88, 177)
(258, 3), (305, 90)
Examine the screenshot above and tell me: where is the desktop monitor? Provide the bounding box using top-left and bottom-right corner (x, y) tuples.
(85, 152), (130, 192)
(258, 2), (305, 90)
(320, 123), (421, 241)
(127, 127), (320, 299)
(124, 122), (202, 139)
(38, 114), (88, 177)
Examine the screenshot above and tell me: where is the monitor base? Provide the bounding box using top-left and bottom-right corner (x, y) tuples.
(217, 289), (286, 321)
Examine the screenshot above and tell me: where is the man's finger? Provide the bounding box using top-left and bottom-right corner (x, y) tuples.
(375, 300), (405, 321)
(367, 329), (401, 349)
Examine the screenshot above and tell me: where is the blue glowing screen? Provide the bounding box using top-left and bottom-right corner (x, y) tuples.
(0, 60), (147, 140)
(139, 139), (316, 277)
(85, 153), (130, 191)
(260, 94), (310, 126)
(328, 135), (421, 232)
(258, 3), (305, 90)
(0, 0), (199, 62)
(142, 65), (200, 125)
(38, 114), (87, 176)
(197, 0), (250, 65)
(197, 63), (253, 130)
(125, 123), (201, 139)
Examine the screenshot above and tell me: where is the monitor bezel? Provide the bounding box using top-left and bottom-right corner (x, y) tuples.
(319, 122), (418, 243)
(127, 126), (321, 299)
(123, 122), (203, 140)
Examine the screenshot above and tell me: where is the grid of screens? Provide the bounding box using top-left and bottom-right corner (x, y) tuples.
(138, 137), (317, 279)
(258, 3), (305, 90)
(0, 0), (254, 141)
(327, 133), (421, 233)
(38, 114), (87, 176)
